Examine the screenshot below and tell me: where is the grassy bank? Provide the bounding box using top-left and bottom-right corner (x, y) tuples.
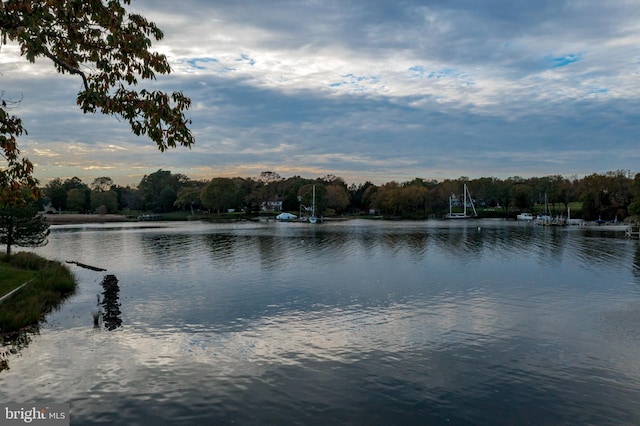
(0, 252), (77, 335)
(0, 264), (36, 296)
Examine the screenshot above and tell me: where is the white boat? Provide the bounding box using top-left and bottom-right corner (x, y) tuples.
(517, 212), (534, 221)
(308, 185), (318, 224)
(276, 212), (297, 221)
(536, 215), (567, 226)
(445, 183), (478, 219)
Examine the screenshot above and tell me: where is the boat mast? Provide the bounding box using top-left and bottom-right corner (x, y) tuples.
(463, 184), (467, 217)
(467, 184), (478, 217)
(308, 184), (318, 224)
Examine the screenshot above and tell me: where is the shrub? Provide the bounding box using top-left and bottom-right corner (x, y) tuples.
(4, 252), (49, 271)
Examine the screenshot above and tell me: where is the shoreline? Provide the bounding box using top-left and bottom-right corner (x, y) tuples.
(42, 213), (638, 231)
(44, 214), (136, 225)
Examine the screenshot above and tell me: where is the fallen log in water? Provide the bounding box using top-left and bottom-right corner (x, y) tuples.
(65, 261), (107, 272)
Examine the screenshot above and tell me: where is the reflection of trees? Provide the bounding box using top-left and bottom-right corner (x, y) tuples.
(313, 232), (350, 256)
(100, 275), (122, 331)
(525, 227), (566, 266)
(426, 223), (568, 265)
(254, 231), (351, 269)
(1, 274), (123, 372)
(431, 225), (486, 260)
(377, 231), (428, 255)
(576, 230), (621, 269)
(142, 234), (193, 266)
(633, 244), (640, 281)
(435, 226), (513, 261)
(0, 326), (38, 373)
(205, 234), (238, 265)
(256, 235), (281, 269)
(352, 225), (429, 257)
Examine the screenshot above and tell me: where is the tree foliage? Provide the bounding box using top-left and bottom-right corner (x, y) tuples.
(44, 178), (67, 210)
(25, 169), (640, 221)
(90, 189), (118, 213)
(0, 197), (49, 255)
(137, 169), (188, 212)
(91, 177), (114, 192)
(201, 178), (240, 213)
(0, 0), (194, 202)
(0, 97), (36, 204)
(66, 187), (87, 212)
(577, 171), (632, 220)
(174, 184), (205, 212)
(325, 184), (349, 214)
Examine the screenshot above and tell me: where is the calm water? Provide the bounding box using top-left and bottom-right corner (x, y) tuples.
(2, 219), (640, 425)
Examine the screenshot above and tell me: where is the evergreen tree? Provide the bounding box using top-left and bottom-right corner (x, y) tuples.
(0, 200), (49, 256)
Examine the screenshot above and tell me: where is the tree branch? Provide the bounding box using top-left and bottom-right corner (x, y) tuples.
(42, 50), (89, 91)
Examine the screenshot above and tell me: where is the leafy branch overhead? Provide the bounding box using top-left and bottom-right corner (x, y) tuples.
(0, 0), (194, 202)
(0, 98), (38, 204)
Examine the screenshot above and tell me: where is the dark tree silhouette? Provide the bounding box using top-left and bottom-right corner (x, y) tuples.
(0, 202), (49, 255)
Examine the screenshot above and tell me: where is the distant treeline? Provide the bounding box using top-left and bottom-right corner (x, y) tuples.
(41, 170), (640, 221)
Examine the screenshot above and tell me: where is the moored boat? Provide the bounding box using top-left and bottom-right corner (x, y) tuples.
(444, 183), (478, 219)
(308, 185), (319, 224)
(517, 212), (534, 221)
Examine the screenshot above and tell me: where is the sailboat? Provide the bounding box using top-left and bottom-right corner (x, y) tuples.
(445, 183), (478, 219)
(308, 185), (318, 224)
(536, 193), (553, 225)
(536, 193), (567, 226)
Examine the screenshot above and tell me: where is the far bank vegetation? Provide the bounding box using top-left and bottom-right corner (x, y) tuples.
(40, 170), (640, 221)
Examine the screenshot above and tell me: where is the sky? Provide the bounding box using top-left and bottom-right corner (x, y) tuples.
(2, 0), (640, 187)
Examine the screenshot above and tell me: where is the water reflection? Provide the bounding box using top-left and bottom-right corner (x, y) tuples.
(0, 326), (38, 373)
(4, 220), (640, 424)
(205, 234), (238, 259)
(378, 230), (429, 255)
(634, 244), (640, 280)
(141, 233), (196, 266)
(100, 275), (122, 331)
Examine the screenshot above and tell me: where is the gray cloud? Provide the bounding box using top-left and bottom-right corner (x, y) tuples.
(3, 0), (639, 185)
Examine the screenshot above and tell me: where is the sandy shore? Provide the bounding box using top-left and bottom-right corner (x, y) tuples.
(44, 214), (136, 225)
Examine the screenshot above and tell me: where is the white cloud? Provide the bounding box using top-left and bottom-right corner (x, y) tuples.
(3, 0), (639, 186)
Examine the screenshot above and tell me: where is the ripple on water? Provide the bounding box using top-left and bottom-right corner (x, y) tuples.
(6, 220), (640, 425)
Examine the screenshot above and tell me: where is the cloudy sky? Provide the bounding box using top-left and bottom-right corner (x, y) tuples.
(2, 0), (640, 186)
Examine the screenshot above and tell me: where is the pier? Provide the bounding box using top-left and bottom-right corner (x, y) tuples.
(138, 214), (163, 221)
(625, 225), (640, 239)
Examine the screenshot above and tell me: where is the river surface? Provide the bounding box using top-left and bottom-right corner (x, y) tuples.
(2, 219), (640, 425)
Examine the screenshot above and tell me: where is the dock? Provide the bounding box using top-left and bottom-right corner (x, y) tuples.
(625, 225), (640, 239)
(138, 214), (163, 221)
